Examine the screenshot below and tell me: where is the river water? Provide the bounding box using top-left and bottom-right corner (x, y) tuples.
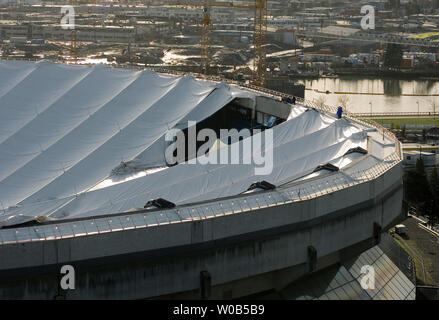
(298, 77), (439, 114)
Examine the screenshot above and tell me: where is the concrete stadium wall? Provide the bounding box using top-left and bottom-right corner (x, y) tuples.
(0, 163), (403, 299)
(235, 96), (292, 120)
(255, 96), (292, 119)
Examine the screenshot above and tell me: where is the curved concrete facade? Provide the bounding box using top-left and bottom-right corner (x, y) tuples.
(0, 161), (403, 299)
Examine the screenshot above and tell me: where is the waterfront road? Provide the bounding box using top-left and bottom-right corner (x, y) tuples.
(393, 216), (439, 286)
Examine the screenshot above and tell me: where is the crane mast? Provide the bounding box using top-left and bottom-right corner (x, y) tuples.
(199, 0), (267, 86)
(70, 0), (78, 63)
(201, 0), (212, 74)
(62, 0), (267, 85)
(150, 0), (267, 86)
(253, 0), (266, 87)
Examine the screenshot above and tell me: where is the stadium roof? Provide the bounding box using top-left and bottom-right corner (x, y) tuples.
(0, 61), (396, 227)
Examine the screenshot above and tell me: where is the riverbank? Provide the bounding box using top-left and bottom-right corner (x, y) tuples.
(298, 77), (439, 114)
(333, 68), (439, 80)
(360, 117), (439, 129)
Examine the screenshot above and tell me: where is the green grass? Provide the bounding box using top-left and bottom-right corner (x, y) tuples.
(360, 117), (439, 129)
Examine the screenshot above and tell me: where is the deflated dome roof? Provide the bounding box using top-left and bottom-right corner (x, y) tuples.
(0, 61), (395, 226)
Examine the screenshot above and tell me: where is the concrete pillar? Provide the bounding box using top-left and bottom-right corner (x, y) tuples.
(374, 222), (382, 245)
(200, 270), (211, 300)
(307, 246), (317, 272)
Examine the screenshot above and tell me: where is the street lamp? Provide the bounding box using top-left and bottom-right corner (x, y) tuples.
(369, 102), (372, 117)
(416, 100), (419, 117)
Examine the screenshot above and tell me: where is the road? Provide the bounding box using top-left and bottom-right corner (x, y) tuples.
(395, 216), (439, 286)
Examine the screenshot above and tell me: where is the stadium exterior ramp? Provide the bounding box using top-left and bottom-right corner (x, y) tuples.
(0, 61), (404, 299)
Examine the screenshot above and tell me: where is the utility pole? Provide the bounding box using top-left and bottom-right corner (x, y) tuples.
(253, 0), (267, 87)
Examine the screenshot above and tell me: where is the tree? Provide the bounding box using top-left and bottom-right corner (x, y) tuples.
(389, 0), (400, 9)
(384, 43), (403, 69)
(337, 95), (350, 112)
(407, 1), (421, 15)
(404, 158), (432, 213)
(315, 96), (327, 109)
(416, 57), (437, 71)
(427, 168), (439, 227)
(429, 98), (436, 116)
(415, 158), (432, 202)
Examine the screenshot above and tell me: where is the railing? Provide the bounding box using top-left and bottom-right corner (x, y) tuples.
(353, 112), (439, 118)
(0, 148), (401, 245)
(380, 232), (416, 285)
(0, 143), (402, 245)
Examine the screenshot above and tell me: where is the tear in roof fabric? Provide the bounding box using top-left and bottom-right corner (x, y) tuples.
(0, 61), (368, 226)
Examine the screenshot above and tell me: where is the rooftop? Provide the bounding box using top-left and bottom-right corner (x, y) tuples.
(0, 60), (401, 230)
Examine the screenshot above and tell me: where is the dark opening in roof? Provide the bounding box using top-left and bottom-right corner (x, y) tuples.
(144, 198), (176, 209)
(344, 146), (367, 156)
(247, 180), (276, 191)
(313, 163), (339, 173)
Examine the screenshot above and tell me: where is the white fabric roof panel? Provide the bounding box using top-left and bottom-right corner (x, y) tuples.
(0, 65), (140, 186)
(0, 60), (39, 99)
(0, 62), (93, 145)
(0, 61), (388, 227)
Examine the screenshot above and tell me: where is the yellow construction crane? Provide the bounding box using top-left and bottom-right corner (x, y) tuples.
(38, 0), (78, 63)
(47, 0), (266, 84)
(200, 0), (267, 87)
(200, 0), (212, 75)
(71, 29), (78, 64)
(58, 0), (78, 63)
(70, 0), (78, 63)
(253, 0), (267, 87)
(147, 0), (267, 86)
(52, 30), (77, 63)
(198, 0), (267, 86)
